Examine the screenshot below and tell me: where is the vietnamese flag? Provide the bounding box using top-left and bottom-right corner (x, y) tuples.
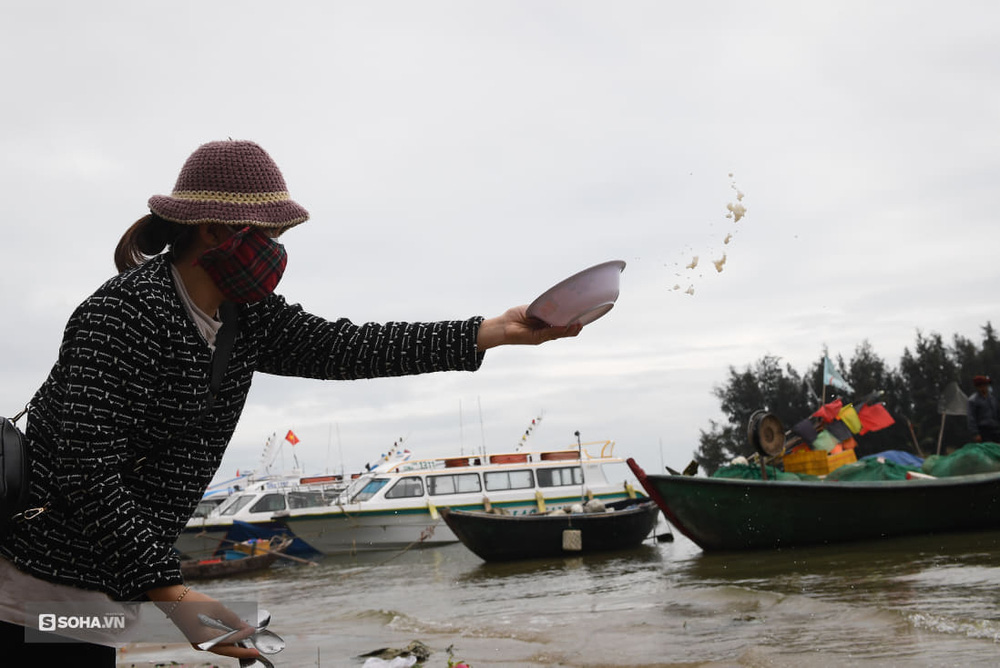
(285, 429), (300, 445)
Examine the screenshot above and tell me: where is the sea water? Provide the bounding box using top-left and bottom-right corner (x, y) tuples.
(118, 524), (1000, 667)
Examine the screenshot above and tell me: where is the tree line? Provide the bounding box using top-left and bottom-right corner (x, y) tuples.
(693, 323), (1000, 475)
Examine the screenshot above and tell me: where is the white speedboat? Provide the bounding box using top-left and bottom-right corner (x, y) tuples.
(176, 430), (357, 558)
(273, 440), (645, 555)
(175, 472), (348, 559)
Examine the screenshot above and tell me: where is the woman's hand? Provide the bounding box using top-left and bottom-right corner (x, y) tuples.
(477, 305), (583, 351)
(148, 585), (260, 661)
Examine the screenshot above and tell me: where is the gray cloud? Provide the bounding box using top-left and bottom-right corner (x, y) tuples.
(3, 1), (998, 479)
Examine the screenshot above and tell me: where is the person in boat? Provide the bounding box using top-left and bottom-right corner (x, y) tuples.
(967, 374), (1000, 443)
(0, 140), (581, 664)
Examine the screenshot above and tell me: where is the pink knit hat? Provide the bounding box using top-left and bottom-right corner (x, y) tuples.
(148, 140), (309, 229)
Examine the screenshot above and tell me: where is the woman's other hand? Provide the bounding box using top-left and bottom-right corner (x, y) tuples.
(149, 585), (260, 661)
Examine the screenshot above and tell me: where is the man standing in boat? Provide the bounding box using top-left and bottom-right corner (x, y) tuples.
(967, 375), (1000, 443)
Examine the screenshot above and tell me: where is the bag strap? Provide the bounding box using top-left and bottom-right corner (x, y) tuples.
(206, 301), (239, 410)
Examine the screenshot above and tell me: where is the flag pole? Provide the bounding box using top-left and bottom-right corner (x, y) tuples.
(822, 352), (828, 405)
(937, 415), (946, 455)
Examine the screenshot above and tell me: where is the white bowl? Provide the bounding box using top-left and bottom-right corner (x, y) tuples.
(526, 260), (626, 326)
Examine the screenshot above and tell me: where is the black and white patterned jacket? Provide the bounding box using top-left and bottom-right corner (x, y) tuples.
(0, 254), (483, 600)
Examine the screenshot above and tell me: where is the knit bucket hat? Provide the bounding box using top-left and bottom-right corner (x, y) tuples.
(148, 140), (309, 229)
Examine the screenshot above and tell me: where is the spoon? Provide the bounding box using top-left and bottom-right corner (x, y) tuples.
(238, 636), (278, 668)
(198, 609), (270, 632)
(196, 626), (243, 651)
(248, 629), (286, 654)
(195, 613), (258, 652)
(197, 613), (232, 632)
(196, 609), (282, 659)
(245, 608), (284, 654)
(239, 655), (276, 668)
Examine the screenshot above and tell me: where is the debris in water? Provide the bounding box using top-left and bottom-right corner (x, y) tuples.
(359, 640), (431, 663)
(686, 256), (699, 270)
(685, 285), (695, 295)
(713, 254), (727, 273)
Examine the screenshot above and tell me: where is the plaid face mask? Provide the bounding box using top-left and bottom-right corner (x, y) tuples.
(196, 226), (287, 303)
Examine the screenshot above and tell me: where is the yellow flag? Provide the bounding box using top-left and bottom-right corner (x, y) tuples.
(838, 404), (862, 434)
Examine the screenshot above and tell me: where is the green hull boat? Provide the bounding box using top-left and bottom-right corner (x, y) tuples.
(627, 458), (1000, 551)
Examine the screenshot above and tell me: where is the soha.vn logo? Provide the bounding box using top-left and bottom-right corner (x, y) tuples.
(38, 613), (126, 631)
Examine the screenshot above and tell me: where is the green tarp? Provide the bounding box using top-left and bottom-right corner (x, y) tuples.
(712, 443), (1000, 482)
(824, 457), (920, 482)
(922, 442), (1000, 477)
(712, 463), (816, 481)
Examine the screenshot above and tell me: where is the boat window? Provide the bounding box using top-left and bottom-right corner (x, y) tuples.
(385, 477), (425, 499)
(351, 478), (389, 503)
(536, 466), (583, 488)
(249, 493), (287, 513)
(342, 475), (371, 500)
(427, 472), (481, 496)
(484, 469), (534, 491)
(220, 494), (256, 516)
(191, 498), (225, 518)
(287, 491), (328, 509)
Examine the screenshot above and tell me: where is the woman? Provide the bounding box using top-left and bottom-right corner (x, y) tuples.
(0, 140), (580, 663)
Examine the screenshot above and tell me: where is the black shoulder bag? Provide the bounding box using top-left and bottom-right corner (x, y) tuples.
(0, 405), (31, 540)
(0, 301), (240, 541)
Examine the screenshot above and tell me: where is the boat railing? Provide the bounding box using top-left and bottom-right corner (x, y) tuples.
(597, 440), (615, 458)
(376, 441), (618, 473)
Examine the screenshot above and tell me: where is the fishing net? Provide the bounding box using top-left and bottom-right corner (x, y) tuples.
(921, 442), (1000, 477)
(712, 463), (815, 481)
(823, 457), (919, 482)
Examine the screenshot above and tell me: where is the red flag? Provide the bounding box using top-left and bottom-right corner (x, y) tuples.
(285, 430), (300, 445)
(857, 403), (895, 434)
(811, 399), (843, 424)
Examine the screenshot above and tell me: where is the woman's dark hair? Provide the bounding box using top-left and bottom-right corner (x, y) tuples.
(114, 214), (196, 272)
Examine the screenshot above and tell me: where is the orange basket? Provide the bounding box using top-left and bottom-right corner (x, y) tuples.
(783, 448), (857, 476)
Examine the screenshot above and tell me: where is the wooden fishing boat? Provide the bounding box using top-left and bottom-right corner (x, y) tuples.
(627, 458), (1000, 551)
(439, 498), (660, 561)
(180, 537), (293, 580)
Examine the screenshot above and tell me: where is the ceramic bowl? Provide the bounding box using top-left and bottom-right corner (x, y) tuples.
(526, 260), (625, 327)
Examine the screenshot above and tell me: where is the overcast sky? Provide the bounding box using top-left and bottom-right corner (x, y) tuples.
(3, 1), (999, 482)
